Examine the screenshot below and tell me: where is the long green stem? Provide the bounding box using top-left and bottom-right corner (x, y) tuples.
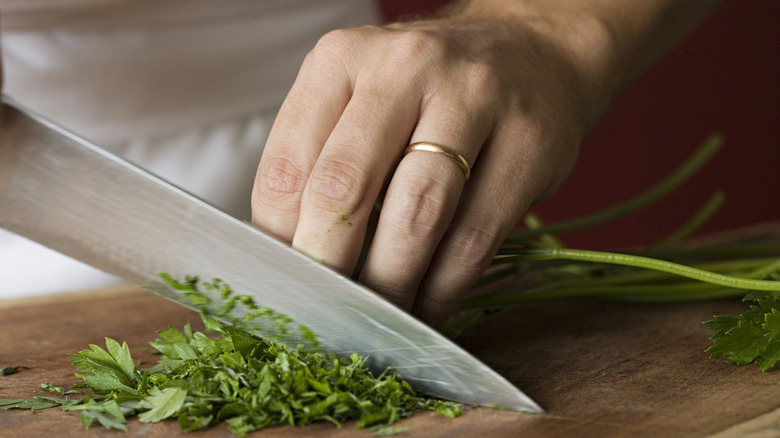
(504, 134), (723, 243)
(464, 282), (742, 308)
(466, 258), (779, 308)
(516, 248), (780, 291)
(746, 259), (780, 279)
(494, 257), (774, 289)
(651, 191), (726, 249)
(523, 213), (566, 248)
(633, 242), (780, 262)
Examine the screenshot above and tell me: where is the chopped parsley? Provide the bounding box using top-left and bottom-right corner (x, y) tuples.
(0, 275), (461, 435)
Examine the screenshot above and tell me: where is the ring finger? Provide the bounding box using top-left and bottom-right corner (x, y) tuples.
(359, 98), (495, 310)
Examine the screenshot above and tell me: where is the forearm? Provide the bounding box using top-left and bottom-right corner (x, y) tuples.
(450, 0), (722, 106)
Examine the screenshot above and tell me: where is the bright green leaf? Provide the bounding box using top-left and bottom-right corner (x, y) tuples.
(138, 387), (187, 423)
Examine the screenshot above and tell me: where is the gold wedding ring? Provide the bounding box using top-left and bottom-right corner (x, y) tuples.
(404, 141), (471, 181)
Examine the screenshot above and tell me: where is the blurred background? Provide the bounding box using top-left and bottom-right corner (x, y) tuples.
(380, 0), (779, 250)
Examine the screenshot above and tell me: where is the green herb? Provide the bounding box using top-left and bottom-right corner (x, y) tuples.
(704, 287), (780, 371)
(39, 382), (80, 395)
(0, 396), (77, 410)
(444, 134), (780, 372)
(64, 397), (128, 430)
(3, 276), (460, 435)
(40, 382), (65, 394)
(2, 366), (30, 376)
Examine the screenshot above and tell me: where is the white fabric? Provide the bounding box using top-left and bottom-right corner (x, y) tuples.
(0, 0), (381, 298)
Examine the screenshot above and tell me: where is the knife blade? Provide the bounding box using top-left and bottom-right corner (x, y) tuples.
(0, 96), (542, 412)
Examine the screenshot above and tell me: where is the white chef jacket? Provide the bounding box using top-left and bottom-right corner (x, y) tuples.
(0, 0), (381, 297)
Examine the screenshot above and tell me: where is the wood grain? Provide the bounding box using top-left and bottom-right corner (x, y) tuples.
(1, 286), (779, 437)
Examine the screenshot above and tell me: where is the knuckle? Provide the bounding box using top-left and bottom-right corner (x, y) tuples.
(254, 156), (307, 205)
(447, 210), (506, 269)
(463, 61), (503, 99)
(310, 29), (355, 59)
(378, 30), (448, 81)
(432, 62), (503, 118)
(393, 29), (445, 59)
(389, 178), (451, 239)
(307, 157), (367, 212)
(304, 28), (363, 73)
(416, 292), (459, 319)
(374, 283), (415, 309)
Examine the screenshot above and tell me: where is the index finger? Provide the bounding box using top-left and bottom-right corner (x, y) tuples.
(289, 70), (420, 274)
(251, 35), (353, 242)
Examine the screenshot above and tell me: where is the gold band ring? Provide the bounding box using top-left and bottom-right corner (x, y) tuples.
(404, 141), (471, 181)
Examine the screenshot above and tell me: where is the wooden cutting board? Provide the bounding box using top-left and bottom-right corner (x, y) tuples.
(2, 285), (780, 437)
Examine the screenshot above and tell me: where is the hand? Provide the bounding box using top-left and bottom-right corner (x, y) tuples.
(251, 8), (613, 326)
(251, 1), (713, 326)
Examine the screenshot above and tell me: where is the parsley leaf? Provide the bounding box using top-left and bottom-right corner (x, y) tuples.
(137, 387), (187, 423)
(63, 398), (128, 431)
(0, 398), (63, 410)
(70, 339), (140, 392)
(705, 291), (780, 371)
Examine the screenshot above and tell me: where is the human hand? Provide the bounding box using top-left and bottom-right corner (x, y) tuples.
(251, 6), (622, 326)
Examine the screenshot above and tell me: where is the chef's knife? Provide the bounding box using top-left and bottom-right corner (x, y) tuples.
(0, 96), (542, 412)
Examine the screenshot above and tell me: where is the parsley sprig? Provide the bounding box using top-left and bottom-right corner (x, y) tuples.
(445, 134), (780, 371)
(704, 287), (780, 371)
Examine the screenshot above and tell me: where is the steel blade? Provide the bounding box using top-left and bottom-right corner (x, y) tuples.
(0, 97), (541, 412)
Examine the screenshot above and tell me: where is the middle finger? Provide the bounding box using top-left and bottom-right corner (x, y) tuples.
(360, 92), (495, 310)
(291, 77), (419, 275)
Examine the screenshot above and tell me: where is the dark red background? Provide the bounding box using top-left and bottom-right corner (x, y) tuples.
(380, 0), (779, 250)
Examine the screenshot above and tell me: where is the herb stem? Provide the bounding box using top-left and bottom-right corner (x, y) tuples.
(463, 282), (743, 308)
(504, 134), (723, 243)
(651, 190), (726, 249)
(488, 257), (775, 292)
(513, 248), (780, 291)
